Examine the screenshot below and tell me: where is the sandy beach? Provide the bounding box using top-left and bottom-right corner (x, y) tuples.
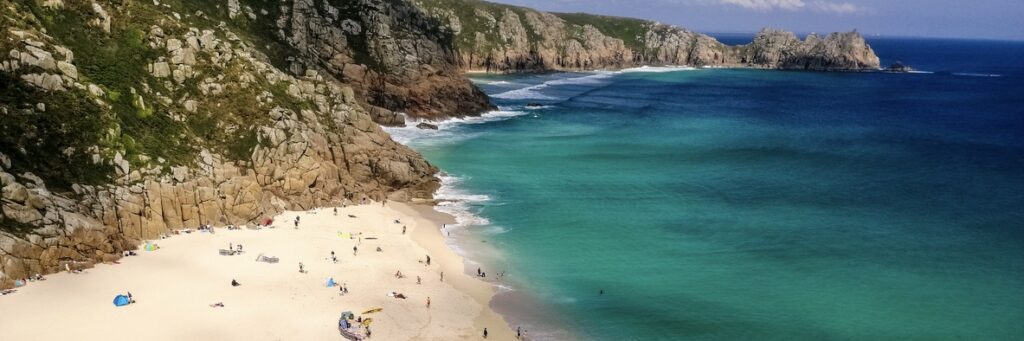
(0, 203), (514, 340)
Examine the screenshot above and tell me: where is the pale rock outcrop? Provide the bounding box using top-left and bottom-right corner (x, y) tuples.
(91, 2), (111, 33)
(57, 61), (77, 79)
(150, 61), (170, 77)
(227, 0), (241, 19)
(20, 73), (65, 91)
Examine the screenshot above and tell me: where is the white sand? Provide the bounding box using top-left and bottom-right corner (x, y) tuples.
(0, 203), (514, 340)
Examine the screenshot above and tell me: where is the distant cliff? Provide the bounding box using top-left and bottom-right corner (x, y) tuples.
(415, 0), (880, 73)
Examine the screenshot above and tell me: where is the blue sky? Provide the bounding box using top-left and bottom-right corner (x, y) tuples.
(488, 0), (1024, 41)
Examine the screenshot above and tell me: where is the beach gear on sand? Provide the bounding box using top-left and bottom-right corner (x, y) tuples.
(144, 243), (158, 251)
(113, 295), (131, 307)
(338, 232), (352, 239)
(14, 279), (26, 287)
(361, 308), (382, 314)
(256, 254), (279, 263)
(338, 311), (367, 340)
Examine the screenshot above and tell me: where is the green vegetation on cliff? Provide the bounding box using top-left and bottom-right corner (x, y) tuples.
(0, 72), (113, 191)
(0, 0), (295, 191)
(552, 12), (649, 50)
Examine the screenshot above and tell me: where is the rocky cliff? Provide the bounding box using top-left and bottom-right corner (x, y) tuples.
(275, 0), (494, 122)
(0, 0), (439, 288)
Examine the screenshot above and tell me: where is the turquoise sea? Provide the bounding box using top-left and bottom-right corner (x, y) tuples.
(387, 38), (1024, 340)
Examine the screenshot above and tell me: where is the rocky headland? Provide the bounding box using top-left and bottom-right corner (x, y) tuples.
(1, 0), (880, 289)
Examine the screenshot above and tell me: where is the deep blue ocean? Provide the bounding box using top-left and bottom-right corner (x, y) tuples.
(387, 37), (1024, 340)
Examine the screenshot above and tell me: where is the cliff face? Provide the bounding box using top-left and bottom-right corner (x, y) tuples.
(0, 0), (438, 288)
(274, 0), (494, 122)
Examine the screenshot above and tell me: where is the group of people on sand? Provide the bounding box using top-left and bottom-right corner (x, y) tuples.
(475, 267), (507, 279)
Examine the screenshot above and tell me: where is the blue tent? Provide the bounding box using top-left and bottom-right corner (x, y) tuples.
(326, 278), (337, 287)
(113, 294), (131, 307)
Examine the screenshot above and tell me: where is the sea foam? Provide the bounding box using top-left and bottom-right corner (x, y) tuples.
(490, 66), (696, 100)
(383, 109), (529, 145)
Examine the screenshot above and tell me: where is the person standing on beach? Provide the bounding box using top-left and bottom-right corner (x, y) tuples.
(517, 327), (521, 339)
(353, 246), (358, 255)
(298, 262), (304, 273)
(402, 226), (406, 235)
(426, 255), (431, 266)
(333, 208), (338, 216)
(483, 328), (488, 338)
(440, 271), (444, 282)
(426, 296), (431, 308)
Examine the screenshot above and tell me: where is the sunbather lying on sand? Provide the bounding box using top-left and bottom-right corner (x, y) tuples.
(209, 302), (225, 308)
(1, 289), (16, 295)
(387, 291), (407, 299)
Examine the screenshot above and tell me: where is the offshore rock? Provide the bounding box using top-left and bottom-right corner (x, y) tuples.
(415, 122), (438, 130)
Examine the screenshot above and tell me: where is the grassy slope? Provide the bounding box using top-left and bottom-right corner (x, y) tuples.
(415, 0), (654, 53)
(0, 0), (307, 195)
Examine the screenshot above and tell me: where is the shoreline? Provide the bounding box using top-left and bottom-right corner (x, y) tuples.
(0, 202), (515, 340)
(398, 203), (517, 340)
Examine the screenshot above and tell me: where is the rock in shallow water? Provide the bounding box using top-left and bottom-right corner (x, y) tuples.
(416, 122), (438, 130)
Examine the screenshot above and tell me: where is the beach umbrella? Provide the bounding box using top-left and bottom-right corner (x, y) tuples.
(113, 295), (131, 307)
(326, 278), (337, 287)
